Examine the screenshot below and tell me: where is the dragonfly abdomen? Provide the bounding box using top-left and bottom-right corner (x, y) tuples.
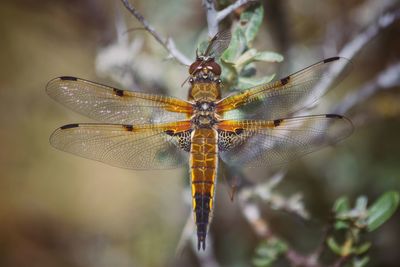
(190, 128), (218, 250)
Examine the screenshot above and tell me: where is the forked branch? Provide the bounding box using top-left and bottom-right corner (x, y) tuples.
(202, 0), (256, 36)
(120, 0), (192, 65)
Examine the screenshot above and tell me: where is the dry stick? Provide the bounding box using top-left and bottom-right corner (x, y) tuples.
(311, 9), (400, 107)
(120, 0), (192, 66)
(339, 9), (400, 60)
(332, 61), (400, 115)
(238, 192), (323, 267)
(202, 0), (255, 36)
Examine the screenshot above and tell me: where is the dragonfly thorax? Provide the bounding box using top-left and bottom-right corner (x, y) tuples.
(195, 101), (215, 112)
(191, 101), (218, 128)
(191, 114), (217, 128)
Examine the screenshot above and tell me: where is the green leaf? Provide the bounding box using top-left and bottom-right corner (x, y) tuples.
(333, 196), (350, 213)
(252, 239), (288, 267)
(334, 221), (350, 230)
(221, 27), (246, 62)
(333, 196), (350, 230)
(235, 49), (283, 71)
(367, 191), (400, 232)
(353, 256), (370, 267)
(235, 48), (258, 68)
(253, 51), (284, 63)
(240, 5), (264, 45)
(220, 57), (238, 87)
(327, 237), (343, 255)
(238, 74), (275, 90)
(354, 242), (371, 255)
(252, 257), (273, 267)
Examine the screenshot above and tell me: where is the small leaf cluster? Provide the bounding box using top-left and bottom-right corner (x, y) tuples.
(327, 191), (399, 267)
(251, 191), (399, 267)
(253, 238), (288, 267)
(219, 4), (283, 91)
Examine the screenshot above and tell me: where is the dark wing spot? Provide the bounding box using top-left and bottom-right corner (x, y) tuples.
(60, 76), (78, 81)
(325, 114), (343, 119)
(274, 119), (282, 127)
(164, 130), (175, 136)
(123, 125), (133, 131)
(234, 128), (244, 135)
(113, 88), (124, 97)
(324, 57), (340, 63)
(60, 123), (79, 130)
(280, 76), (290, 86)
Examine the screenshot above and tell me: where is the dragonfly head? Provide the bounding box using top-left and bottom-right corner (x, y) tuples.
(189, 57), (222, 80)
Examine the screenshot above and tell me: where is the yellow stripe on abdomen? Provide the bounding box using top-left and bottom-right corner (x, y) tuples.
(189, 128), (218, 250)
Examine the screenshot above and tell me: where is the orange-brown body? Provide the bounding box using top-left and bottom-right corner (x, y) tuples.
(187, 59), (222, 250)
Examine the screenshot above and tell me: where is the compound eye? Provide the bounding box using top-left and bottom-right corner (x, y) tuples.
(189, 59), (202, 74)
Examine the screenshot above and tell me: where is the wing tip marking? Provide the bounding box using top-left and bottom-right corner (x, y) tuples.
(60, 123), (79, 130)
(59, 76), (78, 81)
(325, 114), (343, 119)
(323, 57), (340, 63)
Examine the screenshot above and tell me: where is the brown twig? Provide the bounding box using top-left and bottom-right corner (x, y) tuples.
(339, 9), (400, 60)
(120, 0), (192, 65)
(238, 193), (324, 267)
(202, 0), (256, 36)
(310, 9), (400, 107)
(332, 61), (400, 115)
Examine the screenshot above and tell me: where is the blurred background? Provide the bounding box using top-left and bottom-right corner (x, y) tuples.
(0, 0), (399, 266)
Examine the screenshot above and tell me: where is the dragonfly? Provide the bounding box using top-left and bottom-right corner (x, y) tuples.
(47, 31), (353, 251)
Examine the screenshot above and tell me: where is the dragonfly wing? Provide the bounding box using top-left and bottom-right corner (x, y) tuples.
(217, 57), (351, 120)
(50, 121), (192, 170)
(46, 77), (193, 124)
(205, 29), (232, 58)
(217, 115), (353, 167)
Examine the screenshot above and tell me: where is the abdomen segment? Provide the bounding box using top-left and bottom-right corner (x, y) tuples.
(189, 128), (218, 250)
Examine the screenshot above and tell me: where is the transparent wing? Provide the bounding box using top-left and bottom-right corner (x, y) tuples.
(205, 29), (232, 58)
(50, 121), (192, 170)
(46, 77), (193, 124)
(217, 114), (353, 167)
(217, 57), (351, 120)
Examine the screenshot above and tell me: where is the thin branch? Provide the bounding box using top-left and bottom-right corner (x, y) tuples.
(330, 256), (351, 267)
(313, 9), (400, 103)
(238, 198), (273, 238)
(339, 9), (400, 60)
(202, 0), (255, 36)
(332, 61), (400, 114)
(239, 171), (310, 220)
(238, 193), (324, 267)
(120, 0), (192, 65)
(217, 0), (255, 22)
